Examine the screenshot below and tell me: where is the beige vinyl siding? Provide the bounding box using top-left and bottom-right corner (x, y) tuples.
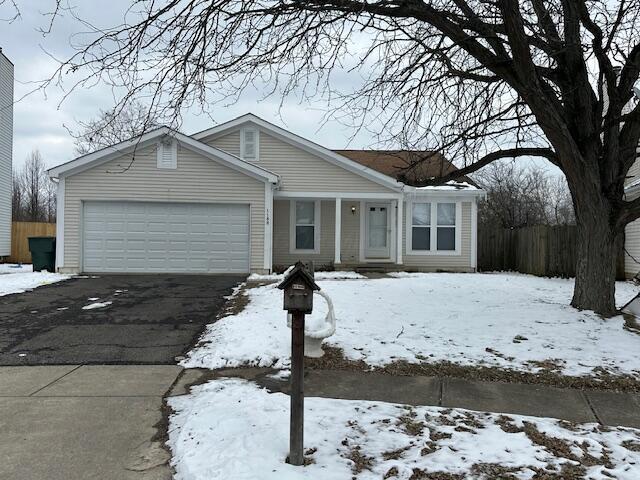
(272, 200), (361, 268)
(273, 199), (335, 269)
(623, 155), (640, 277)
(341, 200), (361, 264)
(208, 130), (241, 157)
(204, 130), (396, 193)
(0, 51), (13, 256)
(402, 201), (473, 271)
(627, 158), (640, 187)
(62, 144), (265, 272)
(272, 199), (473, 271)
(625, 181), (640, 278)
(625, 219), (640, 278)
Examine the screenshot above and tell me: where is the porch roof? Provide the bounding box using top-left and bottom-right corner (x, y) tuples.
(334, 149), (476, 186)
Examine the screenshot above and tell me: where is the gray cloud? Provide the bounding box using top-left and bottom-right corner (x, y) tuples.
(0, 1), (381, 171)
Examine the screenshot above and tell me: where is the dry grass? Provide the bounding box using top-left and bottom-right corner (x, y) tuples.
(382, 447), (410, 461)
(397, 409), (425, 436)
(470, 463), (520, 479)
(344, 445), (374, 475)
(622, 439), (640, 452)
(307, 346), (640, 392)
(383, 466), (399, 478)
(408, 469), (464, 480)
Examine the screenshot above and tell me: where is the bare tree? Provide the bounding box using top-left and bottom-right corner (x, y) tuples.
(8, 1), (640, 314)
(476, 163), (574, 228)
(11, 168), (22, 222)
(21, 151), (45, 222)
(72, 101), (160, 156)
(547, 176), (575, 226)
(12, 150), (56, 222)
(42, 175), (56, 223)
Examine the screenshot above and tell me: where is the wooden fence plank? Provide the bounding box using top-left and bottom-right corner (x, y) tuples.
(5, 222), (56, 264)
(479, 225), (625, 279)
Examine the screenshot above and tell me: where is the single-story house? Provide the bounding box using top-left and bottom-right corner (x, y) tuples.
(48, 113), (484, 274)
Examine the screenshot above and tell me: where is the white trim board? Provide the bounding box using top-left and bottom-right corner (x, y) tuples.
(54, 178), (65, 271)
(274, 191), (402, 200)
(264, 184), (274, 271)
(193, 113), (404, 191)
(471, 199), (478, 270)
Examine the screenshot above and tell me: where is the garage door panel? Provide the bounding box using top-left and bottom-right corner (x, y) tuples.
(83, 201), (250, 273)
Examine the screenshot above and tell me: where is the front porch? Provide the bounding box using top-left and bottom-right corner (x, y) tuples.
(270, 193), (404, 271)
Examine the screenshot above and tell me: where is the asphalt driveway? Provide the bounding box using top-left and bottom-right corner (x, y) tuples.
(0, 275), (244, 365)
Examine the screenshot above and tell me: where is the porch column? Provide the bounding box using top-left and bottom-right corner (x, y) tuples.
(334, 197), (342, 265)
(396, 196), (403, 264)
(264, 184), (274, 272)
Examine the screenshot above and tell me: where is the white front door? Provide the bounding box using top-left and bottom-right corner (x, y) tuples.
(365, 203), (391, 259)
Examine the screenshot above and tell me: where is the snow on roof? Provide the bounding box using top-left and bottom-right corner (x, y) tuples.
(412, 180), (479, 191)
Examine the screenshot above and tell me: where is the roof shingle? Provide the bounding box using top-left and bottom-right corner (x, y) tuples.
(333, 150), (463, 185)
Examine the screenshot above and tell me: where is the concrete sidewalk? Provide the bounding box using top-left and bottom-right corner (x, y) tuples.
(4, 365), (640, 480)
(230, 368), (640, 428)
(0, 365), (184, 480)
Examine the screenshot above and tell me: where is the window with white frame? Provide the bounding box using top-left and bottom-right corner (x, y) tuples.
(409, 202), (458, 253)
(291, 200), (320, 253)
(240, 127), (259, 161)
(436, 203), (456, 251)
(411, 202), (431, 251)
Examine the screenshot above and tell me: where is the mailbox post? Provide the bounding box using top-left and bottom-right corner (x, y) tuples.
(277, 261), (320, 466)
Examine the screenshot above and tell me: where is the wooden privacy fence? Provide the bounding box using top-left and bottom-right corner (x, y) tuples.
(6, 222), (56, 264)
(478, 225), (625, 279)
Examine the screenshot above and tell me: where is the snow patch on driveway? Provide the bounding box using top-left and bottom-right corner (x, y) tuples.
(0, 264), (70, 296)
(82, 301), (112, 310)
(168, 378), (640, 480)
(184, 273), (640, 379)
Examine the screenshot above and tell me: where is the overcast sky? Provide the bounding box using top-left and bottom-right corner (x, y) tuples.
(0, 2), (559, 178)
(0, 1), (386, 171)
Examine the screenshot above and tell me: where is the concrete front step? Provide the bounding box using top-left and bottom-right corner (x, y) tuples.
(352, 264), (403, 272)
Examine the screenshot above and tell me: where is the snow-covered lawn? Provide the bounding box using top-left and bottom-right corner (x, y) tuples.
(168, 378), (640, 479)
(184, 273), (640, 379)
(0, 264), (70, 296)
(248, 269), (366, 282)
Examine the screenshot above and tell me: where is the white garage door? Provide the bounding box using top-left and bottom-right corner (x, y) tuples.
(83, 201), (250, 273)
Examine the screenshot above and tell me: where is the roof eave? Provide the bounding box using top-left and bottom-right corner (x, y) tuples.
(48, 126), (280, 184)
(48, 127), (172, 179)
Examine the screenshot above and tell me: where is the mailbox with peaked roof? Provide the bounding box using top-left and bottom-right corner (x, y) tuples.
(277, 261), (321, 314)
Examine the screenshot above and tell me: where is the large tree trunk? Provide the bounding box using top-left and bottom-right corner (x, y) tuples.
(571, 200), (619, 316)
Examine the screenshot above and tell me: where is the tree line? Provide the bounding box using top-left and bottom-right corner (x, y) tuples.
(475, 162), (575, 230)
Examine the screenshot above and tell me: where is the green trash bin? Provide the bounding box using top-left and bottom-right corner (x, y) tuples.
(28, 236), (56, 272)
